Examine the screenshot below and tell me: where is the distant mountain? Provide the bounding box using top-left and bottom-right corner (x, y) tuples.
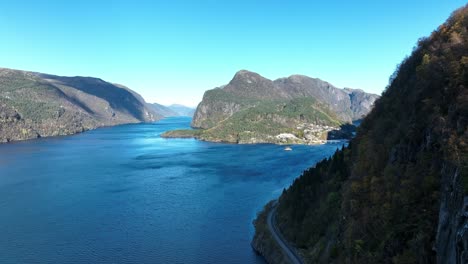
(148, 103), (179, 117)
(0, 68), (161, 142)
(252, 5), (468, 263)
(147, 103), (195, 117)
(168, 104), (195, 117)
(163, 70), (378, 144)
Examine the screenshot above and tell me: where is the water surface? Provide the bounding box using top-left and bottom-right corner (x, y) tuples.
(0, 117), (344, 263)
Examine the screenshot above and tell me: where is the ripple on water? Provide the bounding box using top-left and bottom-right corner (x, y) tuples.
(0, 117), (345, 264)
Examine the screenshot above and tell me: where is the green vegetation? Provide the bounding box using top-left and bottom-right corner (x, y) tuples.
(190, 70), (379, 140)
(0, 71), (63, 121)
(193, 88), (260, 128)
(161, 129), (203, 138)
(277, 147), (348, 262)
(203, 98), (340, 142)
(267, 5), (468, 263)
(162, 97), (343, 144)
(251, 201), (291, 264)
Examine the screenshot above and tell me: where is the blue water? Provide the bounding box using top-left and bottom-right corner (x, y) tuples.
(0, 117), (344, 264)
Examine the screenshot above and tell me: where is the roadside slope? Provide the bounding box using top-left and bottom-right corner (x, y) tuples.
(254, 5), (468, 263)
(267, 203), (303, 264)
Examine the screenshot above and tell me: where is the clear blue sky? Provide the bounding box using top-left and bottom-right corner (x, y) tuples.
(0, 1), (465, 106)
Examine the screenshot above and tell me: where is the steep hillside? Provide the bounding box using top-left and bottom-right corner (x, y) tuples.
(0, 68), (161, 142)
(163, 71), (378, 144)
(252, 5), (468, 264)
(192, 71), (379, 129)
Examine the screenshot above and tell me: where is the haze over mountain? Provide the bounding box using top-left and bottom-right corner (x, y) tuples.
(163, 70), (378, 144)
(148, 103), (179, 117)
(0, 68), (161, 142)
(148, 103), (195, 117)
(168, 104), (195, 117)
(252, 5), (468, 263)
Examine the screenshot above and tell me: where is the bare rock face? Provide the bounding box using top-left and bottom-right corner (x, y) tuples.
(0, 68), (161, 142)
(192, 98), (244, 129)
(345, 88), (380, 120)
(436, 165), (468, 264)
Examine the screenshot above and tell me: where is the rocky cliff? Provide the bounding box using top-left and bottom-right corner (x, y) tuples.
(0, 68), (161, 142)
(253, 4), (468, 264)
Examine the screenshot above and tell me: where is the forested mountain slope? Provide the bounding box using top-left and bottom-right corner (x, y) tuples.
(253, 5), (468, 264)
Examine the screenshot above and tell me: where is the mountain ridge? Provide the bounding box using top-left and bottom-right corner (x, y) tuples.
(192, 70), (379, 129)
(148, 103), (195, 117)
(0, 67), (161, 142)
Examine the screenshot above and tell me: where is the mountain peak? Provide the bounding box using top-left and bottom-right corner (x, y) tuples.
(231, 70), (269, 84)
(234, 69), (258, 76)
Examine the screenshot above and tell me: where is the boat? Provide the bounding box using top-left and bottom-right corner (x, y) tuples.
(284, 146), (292, 151)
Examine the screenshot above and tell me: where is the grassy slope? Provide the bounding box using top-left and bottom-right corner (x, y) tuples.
(163, 97), (342, 143)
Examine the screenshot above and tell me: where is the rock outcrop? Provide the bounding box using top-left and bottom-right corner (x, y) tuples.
(436, 164), (468, 264)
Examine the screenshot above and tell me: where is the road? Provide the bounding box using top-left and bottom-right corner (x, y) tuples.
(267, 202), (304, 264)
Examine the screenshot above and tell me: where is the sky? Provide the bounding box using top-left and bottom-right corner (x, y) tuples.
(0, 0), (466, 107)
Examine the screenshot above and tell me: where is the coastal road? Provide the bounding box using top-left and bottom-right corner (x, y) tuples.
(267, 202), (304, 264)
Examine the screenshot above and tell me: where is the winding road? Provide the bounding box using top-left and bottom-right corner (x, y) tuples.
(267, 202), (304, 264)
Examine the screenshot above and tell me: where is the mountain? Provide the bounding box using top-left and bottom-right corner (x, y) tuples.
(147, 103), (195, 117)
(168, 104), (195, 117)
(148, 103), (180, 117)
(192, 71), (379, 129)
(252, 5), (468, 264)
(162, 71), (378, 144)
(0, 68), (161, 142)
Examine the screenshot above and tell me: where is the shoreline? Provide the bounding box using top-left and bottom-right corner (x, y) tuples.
(251, 200), (303, 264)
(0, 120), (161, 144)
(162, 132), (349, 146)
